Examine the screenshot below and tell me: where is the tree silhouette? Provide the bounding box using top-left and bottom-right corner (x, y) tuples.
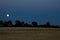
(24, 23), (29, 27)
(46, 22), (50, 26)
(15, 20), (24, 27)
(32, 21), (38, 27)
(15, 20), (21, 27)
(0, 20), (4, 27)
(21, 21), (24, 27)
(7, 20), (12, 27)
(3, 21), (8, 27)
(0, 20), (60, 28)
(45, 21), (51, 27)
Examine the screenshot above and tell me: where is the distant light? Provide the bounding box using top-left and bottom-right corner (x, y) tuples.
(6, 14), (10, 17)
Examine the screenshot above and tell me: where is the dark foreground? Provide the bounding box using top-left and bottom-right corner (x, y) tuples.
(0, 27), (60, 40)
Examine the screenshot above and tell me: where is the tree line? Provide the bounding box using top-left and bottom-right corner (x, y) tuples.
(0, 20), (60, 28)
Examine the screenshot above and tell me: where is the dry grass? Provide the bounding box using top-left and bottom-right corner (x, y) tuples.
(0, 27), (60, 40)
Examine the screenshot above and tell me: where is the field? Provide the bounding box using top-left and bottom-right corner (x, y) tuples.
(0, 27), (60, 40)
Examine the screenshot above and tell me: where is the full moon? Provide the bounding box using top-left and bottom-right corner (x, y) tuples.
(6, 14), (10, 17)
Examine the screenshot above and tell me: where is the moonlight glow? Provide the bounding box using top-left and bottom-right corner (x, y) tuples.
(6, 14), (10, 17)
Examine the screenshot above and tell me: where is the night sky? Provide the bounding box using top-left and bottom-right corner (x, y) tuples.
(0, 0), (60, 25)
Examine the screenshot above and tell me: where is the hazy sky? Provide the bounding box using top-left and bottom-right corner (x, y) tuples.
(0, 0), (60, 25)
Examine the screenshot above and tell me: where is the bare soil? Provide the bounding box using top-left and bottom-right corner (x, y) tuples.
(0, 27), (60, 40)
